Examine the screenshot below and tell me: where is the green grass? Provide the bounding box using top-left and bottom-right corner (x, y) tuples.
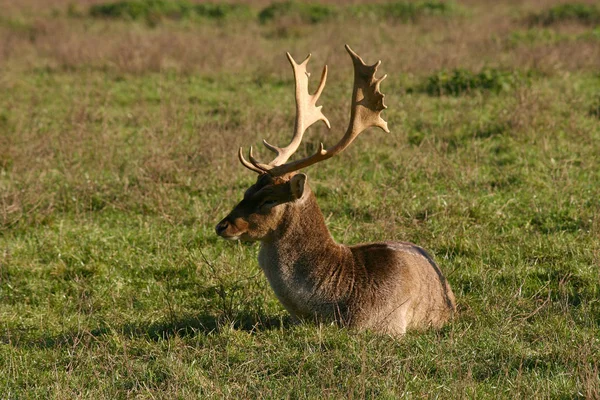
(1, 67), (599, 398)
(507, 27), (600, 46)
(1, 0), (600, 397)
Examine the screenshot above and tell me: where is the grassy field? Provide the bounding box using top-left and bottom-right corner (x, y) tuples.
(1, 0), (599, 397)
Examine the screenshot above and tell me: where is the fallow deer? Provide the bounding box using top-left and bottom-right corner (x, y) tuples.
(216, 45), (456, 335)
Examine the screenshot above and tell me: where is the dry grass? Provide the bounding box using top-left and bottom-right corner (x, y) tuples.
(1, 1), (600, 75)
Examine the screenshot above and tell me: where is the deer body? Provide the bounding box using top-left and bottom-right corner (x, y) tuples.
(216, 46), (456, 336)
(219, 174), (455, 335)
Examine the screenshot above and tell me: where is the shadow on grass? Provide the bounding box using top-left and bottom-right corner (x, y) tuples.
(122, 312), (292, 340)
(4, 311), (293, 349)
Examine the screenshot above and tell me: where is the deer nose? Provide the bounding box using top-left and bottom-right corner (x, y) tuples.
(215, 220), (230, 236)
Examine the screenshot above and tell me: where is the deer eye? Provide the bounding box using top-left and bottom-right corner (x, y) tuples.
(260, 199), (278, 209)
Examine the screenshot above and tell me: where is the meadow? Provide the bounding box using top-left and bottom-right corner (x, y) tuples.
(0, 0), (599, 397)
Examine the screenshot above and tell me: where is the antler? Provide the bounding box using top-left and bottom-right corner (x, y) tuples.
(239, 52), (330, 173)
(239, 45), (388, 177)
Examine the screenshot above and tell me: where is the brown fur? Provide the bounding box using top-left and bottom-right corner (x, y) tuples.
(216, 174), (456, 336)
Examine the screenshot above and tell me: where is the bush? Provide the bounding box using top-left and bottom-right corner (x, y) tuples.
(423, 68), (528, 96)
(88, 0), (457, 26)
(258, 1), (337, 24)
(89, 0), (251, 22)
(529, 3), (600, 26)
(194, 3), (250, 20)
(590, 96), (600, 118)
(350, 1), (457, 22)
(90, 0), (188, 20)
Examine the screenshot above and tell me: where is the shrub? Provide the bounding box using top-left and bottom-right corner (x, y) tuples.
(590, 95), (600, 118)
(423, 68), (527, 96)
(350, 1), (457, 22)
(90, 0), (186, 20)
(89, 0), (251, 22)
(529, 3), (600, 26)
(193, 3), (250, 20)
(258, 1), (337, 24)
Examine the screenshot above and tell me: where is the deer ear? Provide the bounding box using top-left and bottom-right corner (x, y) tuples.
(289, 173), (307, 200)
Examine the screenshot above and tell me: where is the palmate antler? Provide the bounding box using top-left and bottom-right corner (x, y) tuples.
(239, 44), (389, 177)
(238, 50), (330, 174)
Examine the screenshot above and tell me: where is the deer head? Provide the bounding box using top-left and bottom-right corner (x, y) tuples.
(216, 45), (389, 242)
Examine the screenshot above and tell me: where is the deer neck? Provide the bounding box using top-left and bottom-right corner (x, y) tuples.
(258, 188), (348, 288)
(257, 189), (351, 316)
(263, 190), (337, 254)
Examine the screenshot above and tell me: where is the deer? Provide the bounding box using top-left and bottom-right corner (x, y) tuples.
(215, 45), (456, 336)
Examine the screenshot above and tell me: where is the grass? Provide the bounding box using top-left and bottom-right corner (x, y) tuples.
(507, 27), (600, 47)
(1, 0), (600, 397)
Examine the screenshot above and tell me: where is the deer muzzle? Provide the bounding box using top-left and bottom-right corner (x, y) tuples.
(215, 216), (248, 240)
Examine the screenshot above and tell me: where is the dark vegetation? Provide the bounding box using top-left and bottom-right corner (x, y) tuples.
(350, 0), (458, 22)
(89, 0), (252, 22)
(590, 95), (600, 118)
(529, 3), (600, 26)
(87, 0), (459, 25)
(258, 1), (337, 24)
(421, 68), (533, 96)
